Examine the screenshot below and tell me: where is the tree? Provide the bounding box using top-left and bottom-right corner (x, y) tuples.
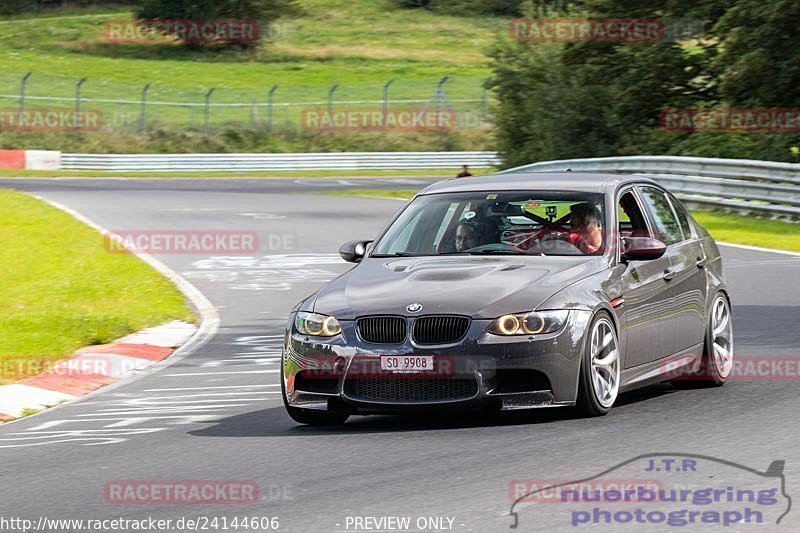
(489, 0), (728, 165)
(713, 0), (800, 107)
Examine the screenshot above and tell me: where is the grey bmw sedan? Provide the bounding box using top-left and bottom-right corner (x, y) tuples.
(281, 173), (733, 425)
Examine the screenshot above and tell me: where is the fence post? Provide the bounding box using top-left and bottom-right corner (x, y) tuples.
(75, 77), (87, 120)
(327, 84), (338, 131)
(435, 76), (449, 116)
(204, 88), (215, 135)
(19, 72), (32, 122)
(139, 83), (150, 131)
(267, 84), (278, 132)
(382, 79), (394, 123)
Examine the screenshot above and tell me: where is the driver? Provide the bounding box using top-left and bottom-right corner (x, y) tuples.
(566, 203), (603, 254)
(455, 220), (482, 252)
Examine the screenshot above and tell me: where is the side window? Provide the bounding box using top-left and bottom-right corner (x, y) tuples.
(668, 194), (693, 239)
(639, 186), (683, 245)
(618, 190), (650, 239)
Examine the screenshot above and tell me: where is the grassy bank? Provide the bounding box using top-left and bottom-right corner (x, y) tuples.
(324, 189), (800, 252)
(0, 189), (195, 383)
(691, 212), (800, 253)
(0, 0), (499, 153)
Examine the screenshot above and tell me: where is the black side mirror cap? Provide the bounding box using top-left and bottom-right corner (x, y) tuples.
(339, 240), (372, 263)
(621, 236), (667, 262)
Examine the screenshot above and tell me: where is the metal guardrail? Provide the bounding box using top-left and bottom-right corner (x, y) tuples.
(57, 151), (799, 217)
(60, 151), (501, 172)
(506, 155), (800, 217)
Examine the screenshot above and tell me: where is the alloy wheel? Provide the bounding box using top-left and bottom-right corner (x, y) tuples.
(711, 296), (733, 378)
(590, 318), (620, 408)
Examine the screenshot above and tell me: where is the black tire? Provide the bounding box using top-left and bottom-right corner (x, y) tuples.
(285, 403), (349, 426)
(281, 365), (349, 426)
(671, 293), (731, 389)
(575, 311), (619, 417)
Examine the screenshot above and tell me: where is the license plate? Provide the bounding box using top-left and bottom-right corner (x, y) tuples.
(380, 355), (434, 372)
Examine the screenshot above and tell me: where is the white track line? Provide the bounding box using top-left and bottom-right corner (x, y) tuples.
(718, 242), (800, 258)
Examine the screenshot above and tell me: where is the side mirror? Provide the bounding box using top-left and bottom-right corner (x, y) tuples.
(621, 237), (666, 262)
(339, 240), (372, 263)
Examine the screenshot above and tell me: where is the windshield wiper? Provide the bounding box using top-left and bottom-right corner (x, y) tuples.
(371, 252), (431, 257)
(466, 249), (531, 255)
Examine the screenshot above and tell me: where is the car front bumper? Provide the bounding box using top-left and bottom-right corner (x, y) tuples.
(282, 310), (592, 414)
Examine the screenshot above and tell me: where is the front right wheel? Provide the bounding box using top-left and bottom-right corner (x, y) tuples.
(576, 312), (621, 417)
(281, 365), (349, 426)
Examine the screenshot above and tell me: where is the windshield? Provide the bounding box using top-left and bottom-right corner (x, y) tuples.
(372, 191), (607, 257)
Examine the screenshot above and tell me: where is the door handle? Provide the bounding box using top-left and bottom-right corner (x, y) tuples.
(696, 257), (707, 269)
(663, 269), (676, 281)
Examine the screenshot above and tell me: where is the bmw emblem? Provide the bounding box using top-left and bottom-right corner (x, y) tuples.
(406, 303), (423, 313)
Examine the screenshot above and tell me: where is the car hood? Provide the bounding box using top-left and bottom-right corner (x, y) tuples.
(310, 255), (608, 320)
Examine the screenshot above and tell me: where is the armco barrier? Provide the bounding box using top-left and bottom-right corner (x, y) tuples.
(504, 155), (800, 217)
(4, 150), (798, 218)
(59, 151), (501, 171)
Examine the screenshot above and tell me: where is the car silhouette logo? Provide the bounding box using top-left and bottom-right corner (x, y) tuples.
(406, 303), (423, 313)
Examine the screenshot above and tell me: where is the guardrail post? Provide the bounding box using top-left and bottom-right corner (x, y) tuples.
(139, 83), (150, 131)
(382, 79), (394, 123)
(75, 77), (87, 119)
(204, 88), (215, 135)
(268, 85), (277, 132)
(19, 72), (32, 121)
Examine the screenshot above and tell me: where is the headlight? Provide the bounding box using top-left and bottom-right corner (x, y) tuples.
(295, 311), (342, 337)
(490, 310), (569, 336)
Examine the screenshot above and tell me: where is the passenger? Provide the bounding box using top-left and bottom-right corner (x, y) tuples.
(567, 203), (603, 254)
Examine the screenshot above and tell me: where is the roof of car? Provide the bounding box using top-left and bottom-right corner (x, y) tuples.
(419, 172), (659, 195)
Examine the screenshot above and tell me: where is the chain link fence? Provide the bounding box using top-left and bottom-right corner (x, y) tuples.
(0, 72), (493, 134)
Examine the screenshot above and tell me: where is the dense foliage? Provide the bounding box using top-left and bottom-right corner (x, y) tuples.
(489, 0), (800, 164)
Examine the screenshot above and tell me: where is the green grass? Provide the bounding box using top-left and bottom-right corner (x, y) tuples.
(326, 189), (800, 252)
(692, 211), (800, 253)
(0, 0), (502, 151)
(0, 1), (498, 119)
(0, 189), (195, 383)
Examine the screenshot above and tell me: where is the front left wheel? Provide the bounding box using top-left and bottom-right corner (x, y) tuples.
(576, 312), (621, 417)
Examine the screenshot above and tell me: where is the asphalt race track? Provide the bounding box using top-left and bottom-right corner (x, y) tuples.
(1, 177), (799, 533)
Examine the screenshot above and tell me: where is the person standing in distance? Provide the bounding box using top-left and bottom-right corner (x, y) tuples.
(456, 165), (473, 178)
